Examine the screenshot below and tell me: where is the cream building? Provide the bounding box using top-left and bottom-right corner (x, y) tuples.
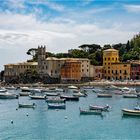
(37, 46), (90, 79)
(4, 62), (38, 81)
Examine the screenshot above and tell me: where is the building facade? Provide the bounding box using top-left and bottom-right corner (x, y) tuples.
(103, 48), (131, 80)
(37, 46), (90, 80)
(130, 61), (140, 80)
(103, 49), (119, 80)
(111, 63), (130, 80)
(4, 62), (38, 82)
(61, 61), (81, 82)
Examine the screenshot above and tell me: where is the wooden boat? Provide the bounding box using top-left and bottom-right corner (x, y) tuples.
(19, 92), (30, 96)
(89, 104), (110, 111)
(97, 93), (112, 98)
(18, 103), (36, 108)
(60, 95), (79, 101)
(122, 109), (140, 116)
(29, 95), (46, 100)
(48, 103), (66, 109)
(123, 94), (138, 98)
(79, 108), (102, 115)
(46, 97), (65, 103)
(0, 92), (18, 99)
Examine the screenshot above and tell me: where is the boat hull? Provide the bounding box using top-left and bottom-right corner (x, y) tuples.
(48, 104), (66, 109)
(122, 109), (140, 116)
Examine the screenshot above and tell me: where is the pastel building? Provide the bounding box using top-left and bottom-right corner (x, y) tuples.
(61, 60), (81, 82)
(130, 61), (140, 80)
(103, 48), (130, 80)
(37, 46), (90, 80)
(4, 62), (38, 82)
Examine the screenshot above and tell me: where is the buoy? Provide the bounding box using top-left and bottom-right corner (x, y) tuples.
(11, 120), (13, 124)
(16, 108), (18, 110)
(26, 113), (29, 116)
(65, 116), (68, 119)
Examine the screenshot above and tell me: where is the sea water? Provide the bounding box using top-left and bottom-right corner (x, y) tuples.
(0, 87), (140, 140)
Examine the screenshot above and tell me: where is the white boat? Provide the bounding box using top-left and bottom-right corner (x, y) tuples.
(0, 92), (18, 99)
(122, 108), (140, 116)
(89, 104), (110, 111)
(18, 103), (36, 108)
(29, 95), (46, 99)
(21, 87), (31, 92)
(73, 92), (87, 97)
(5, 86), (16, 90)
(0, 88), (7, 93)
(19, 92), (30, 96)
(123, 94), (138, 98)
(68, 85), (78, 89)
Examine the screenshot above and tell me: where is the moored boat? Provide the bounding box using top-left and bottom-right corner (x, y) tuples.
(60, 95), (79, 101)
(46, 97), (66, 103)
(21, 87), (31, 92)
(29, 95), (46, 100)
(89, 104), (110, 111)
(97, 93), (112, 98)
(0, 92), (18, 99)
(45, 92), (60, 96)
(18, 103), (36, 108)
(48, 103), (66, 109)
(73, 92), (87, 97)
(123, 94), (138, 98)
(122, 109), (140, 116)
(19, 92), (30, 96)
(79, 108), (102, 115)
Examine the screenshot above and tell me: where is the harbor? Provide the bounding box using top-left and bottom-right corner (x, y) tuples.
(0, 85), (140, 139)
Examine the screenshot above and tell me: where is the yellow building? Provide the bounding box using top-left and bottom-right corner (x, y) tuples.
(103, 48), (130, 80)
(111, 63), (130, 80)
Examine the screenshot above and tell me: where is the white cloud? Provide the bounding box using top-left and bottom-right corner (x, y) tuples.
(124, 4), (140, 13)
(0, 12), (137, 70)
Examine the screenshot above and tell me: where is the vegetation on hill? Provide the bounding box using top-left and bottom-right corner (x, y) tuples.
(26, 33), (140, 65)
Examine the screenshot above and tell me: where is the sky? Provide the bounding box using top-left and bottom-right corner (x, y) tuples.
(0, 0), (140, 70)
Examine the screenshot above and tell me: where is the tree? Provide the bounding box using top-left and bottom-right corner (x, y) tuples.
(26, 48), (38, 61)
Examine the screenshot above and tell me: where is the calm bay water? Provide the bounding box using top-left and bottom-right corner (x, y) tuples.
(0, 87), (140, 140)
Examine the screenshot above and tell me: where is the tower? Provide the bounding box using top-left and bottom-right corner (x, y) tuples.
(37, 45), (46, 74)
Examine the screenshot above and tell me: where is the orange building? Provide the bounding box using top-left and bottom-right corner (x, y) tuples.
(61, 61), (81, 82)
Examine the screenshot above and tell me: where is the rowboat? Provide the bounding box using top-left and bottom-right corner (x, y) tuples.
(122, 109), (140, 116)
(18, 103), (36, 108)
(79, 108), (102, 115)
(97, 93), (112, 98)
(60, 95), (79, 101)
(46, 97), (66, 103)
(123, 94), (138, 98)
(89, 104), (110, 111)
(29, 95), (46, 100)
(48, 103), (66, 109)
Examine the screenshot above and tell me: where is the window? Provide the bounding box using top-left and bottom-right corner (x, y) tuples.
(120, 70), (121, 73)
(112, 70), (113, 74)
(112, 58), (114, 60)
(105, 58), (106, 61)
(108, 70), (110, 74)
(108, 67), (110, 69)
(108, 57), (110, 60)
